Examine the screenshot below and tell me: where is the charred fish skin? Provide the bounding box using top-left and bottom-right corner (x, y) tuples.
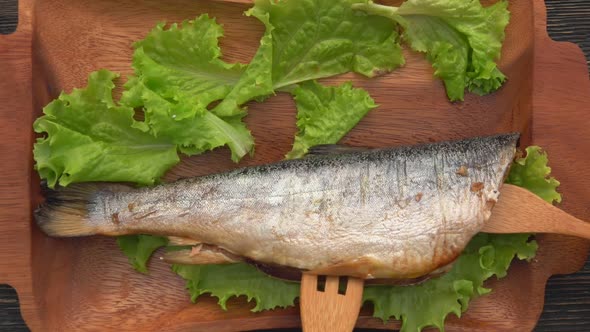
(37, 133), (519, 280)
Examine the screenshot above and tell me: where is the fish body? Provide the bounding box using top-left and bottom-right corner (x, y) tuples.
(37, 134), (518, 279)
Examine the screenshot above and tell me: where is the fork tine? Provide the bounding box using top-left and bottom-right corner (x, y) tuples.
(324, 276), (340, 293)
(343, 277), (364, 299)
(301, 273), (318, 289)
(300, 272), (365, 332)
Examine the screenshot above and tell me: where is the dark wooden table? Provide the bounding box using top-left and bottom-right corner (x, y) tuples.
(1, 0), (589, 331)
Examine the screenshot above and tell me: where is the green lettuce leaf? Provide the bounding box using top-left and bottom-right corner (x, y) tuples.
(124, 77), (254, 161)
(121, 5), (403, 160)
(121, 15), (255, 161)
(33, 70), (179, 188)
(353, 0), (510, 101)
(209, 9), (274, 118)
(210, 0), (403, 135)
(286, 81), (377, 159)
(117, 235), (169, 274)
(250, 0), (404, 90)
(123, 15), (245, 120)
(172, 263), (299, 311)
(506, 146), (562, 204)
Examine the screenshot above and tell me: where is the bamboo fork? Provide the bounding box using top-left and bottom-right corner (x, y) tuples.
(300, 273), (365, 332)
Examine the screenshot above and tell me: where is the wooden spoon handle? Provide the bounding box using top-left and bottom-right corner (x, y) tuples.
(483, 184), (590, 239)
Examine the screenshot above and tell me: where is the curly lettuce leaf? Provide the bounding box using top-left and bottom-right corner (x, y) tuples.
(250, 0), (404, 90)
(122, 6), (402, 160)
(117, 235), (169, 274)
(124, 77), (254, 161)
(209, 10), (274, 118)
(33, 70), (179, 188)
(123, 15), (245, 120)
(211, 0), (403, 118)
(211, 0), (403, 121)
(286, 81), (377, 159)
(172, 263), (299, 312)
(353, 0), (510, 101)
(506, 146), (562, 204)
(122, 15), (254, 161)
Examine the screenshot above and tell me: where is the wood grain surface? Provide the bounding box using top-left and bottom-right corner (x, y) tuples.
(0, 0), (589, 331)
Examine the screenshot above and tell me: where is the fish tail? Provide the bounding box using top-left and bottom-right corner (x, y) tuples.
(35, 182), (126, 237)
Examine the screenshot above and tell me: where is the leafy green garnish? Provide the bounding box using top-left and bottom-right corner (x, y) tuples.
(121, 15), (255, 161)
(353, 0), (510, 101)
(35, 0), (510, 187)
(172, 263), (300, 311)
(117, 235), (169, 274)
(286, 81), (377, 159)
(251, 0), (404, 90)
(123, 15), (245, 119)
(209, 9), (274, 119)
(33, 70), (179, 188)
(121, 4), (402, 161)
(507, 146), (562, 204)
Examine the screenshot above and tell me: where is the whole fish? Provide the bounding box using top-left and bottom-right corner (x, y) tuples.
(36, 133), (519, 280)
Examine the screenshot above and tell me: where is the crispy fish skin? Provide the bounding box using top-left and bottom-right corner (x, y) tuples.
(36, 134), (518, 279)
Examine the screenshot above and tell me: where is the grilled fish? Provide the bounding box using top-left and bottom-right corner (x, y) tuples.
(36, 133), (519, 279)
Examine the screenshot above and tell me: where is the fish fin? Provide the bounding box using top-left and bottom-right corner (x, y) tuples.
(306, 144), (373, 157)
(167, 236), (201, 246)
(35, 182), (130, 237)
(161, 245), (242, 265)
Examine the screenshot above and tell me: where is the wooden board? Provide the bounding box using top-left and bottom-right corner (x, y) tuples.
(0, 0), (589, 331)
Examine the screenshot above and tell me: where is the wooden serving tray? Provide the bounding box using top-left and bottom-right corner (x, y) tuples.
(1, 0), (589, 331)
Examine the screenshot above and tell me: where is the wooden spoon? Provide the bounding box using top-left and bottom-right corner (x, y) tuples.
(300, 273), (364, 332)
(482, 184), (590, 239)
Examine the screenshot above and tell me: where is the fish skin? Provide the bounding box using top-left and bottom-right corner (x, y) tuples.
(45, 133), (519, 279)
(162, 244), (243, 265)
